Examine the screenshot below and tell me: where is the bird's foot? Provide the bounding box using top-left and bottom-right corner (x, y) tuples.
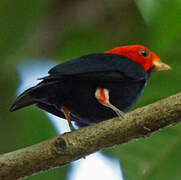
(61, 106), (75, 131)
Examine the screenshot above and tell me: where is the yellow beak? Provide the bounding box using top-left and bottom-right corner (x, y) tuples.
(153, 60), (171, 71)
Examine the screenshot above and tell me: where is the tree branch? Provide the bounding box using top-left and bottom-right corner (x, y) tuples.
(1, 92), (181, 179)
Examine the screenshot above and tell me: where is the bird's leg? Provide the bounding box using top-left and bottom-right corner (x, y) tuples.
(95, 87), (125, 118)
(61, 106), (75, 131)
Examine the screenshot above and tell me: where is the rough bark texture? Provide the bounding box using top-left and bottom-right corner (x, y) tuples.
(1, 92), (181, 180)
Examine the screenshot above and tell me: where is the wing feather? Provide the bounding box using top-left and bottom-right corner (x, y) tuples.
(48, 54), (148, 81)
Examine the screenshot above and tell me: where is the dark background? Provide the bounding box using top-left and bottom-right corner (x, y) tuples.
(1, 0), (181, 179)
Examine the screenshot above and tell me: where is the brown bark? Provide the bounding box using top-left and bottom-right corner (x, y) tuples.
(0, 92), (181, 180)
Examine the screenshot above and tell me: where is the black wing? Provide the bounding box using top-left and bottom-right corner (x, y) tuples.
(48, 54), (148, 81)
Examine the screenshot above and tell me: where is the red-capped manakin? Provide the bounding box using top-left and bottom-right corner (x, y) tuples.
(10, 45), (171, 130)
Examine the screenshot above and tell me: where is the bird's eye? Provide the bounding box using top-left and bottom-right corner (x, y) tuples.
(139, 50), (150, 58)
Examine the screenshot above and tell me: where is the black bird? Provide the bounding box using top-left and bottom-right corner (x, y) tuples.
(10, 45), (170, 130)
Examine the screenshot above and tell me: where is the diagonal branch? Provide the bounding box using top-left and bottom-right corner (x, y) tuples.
(1, 92), (181, 179)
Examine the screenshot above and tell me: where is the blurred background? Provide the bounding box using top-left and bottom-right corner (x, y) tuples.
(1, 0), (181, 179)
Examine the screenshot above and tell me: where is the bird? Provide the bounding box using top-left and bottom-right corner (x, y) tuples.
(10, 45), (171, 130)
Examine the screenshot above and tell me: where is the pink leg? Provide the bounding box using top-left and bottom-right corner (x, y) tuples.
(95, 88), (125, 118)
(61, 106), (75, 131)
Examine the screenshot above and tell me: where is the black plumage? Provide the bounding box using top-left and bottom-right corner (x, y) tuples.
(10, 54), (151, 127)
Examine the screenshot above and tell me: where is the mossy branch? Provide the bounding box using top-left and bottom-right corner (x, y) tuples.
(1, 93), (181, 180)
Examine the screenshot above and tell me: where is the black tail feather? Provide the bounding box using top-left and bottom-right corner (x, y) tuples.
(10, 79), (60, 112)
(37, 102), (64, 119)
(9, 88), (36, 112)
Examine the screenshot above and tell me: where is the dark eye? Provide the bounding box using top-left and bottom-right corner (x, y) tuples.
(139, 50), (150, 58)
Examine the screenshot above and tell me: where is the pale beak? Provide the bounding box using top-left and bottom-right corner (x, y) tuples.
(153, 60), (171, 71)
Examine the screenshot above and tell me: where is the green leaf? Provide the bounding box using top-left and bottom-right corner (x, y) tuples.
(135, 0), (181, 52)
(105, 124), (181, 180)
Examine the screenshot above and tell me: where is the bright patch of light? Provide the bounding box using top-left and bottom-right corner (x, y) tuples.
(17, 60), (124, 180)
(46, 113), (70, 134)
(68, 153), (124, 180)
(17, 60), (57, 95)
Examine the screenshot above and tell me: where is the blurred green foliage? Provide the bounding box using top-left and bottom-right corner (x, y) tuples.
(1, 0), (181, 179)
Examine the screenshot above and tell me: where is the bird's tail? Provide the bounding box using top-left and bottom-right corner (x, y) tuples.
(10, 87), (36, 112)
(9, 80), (59, 112)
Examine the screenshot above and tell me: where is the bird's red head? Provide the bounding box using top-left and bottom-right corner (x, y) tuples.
(106, 45), (171, 72)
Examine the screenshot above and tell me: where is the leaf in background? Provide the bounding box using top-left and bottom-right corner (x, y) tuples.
(105, 124), (181, 180)
(135, 0), (181, 52)
(33, 165), (70, 180)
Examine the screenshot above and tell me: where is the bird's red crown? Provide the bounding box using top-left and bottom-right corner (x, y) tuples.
(105, 45), (170, 71)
